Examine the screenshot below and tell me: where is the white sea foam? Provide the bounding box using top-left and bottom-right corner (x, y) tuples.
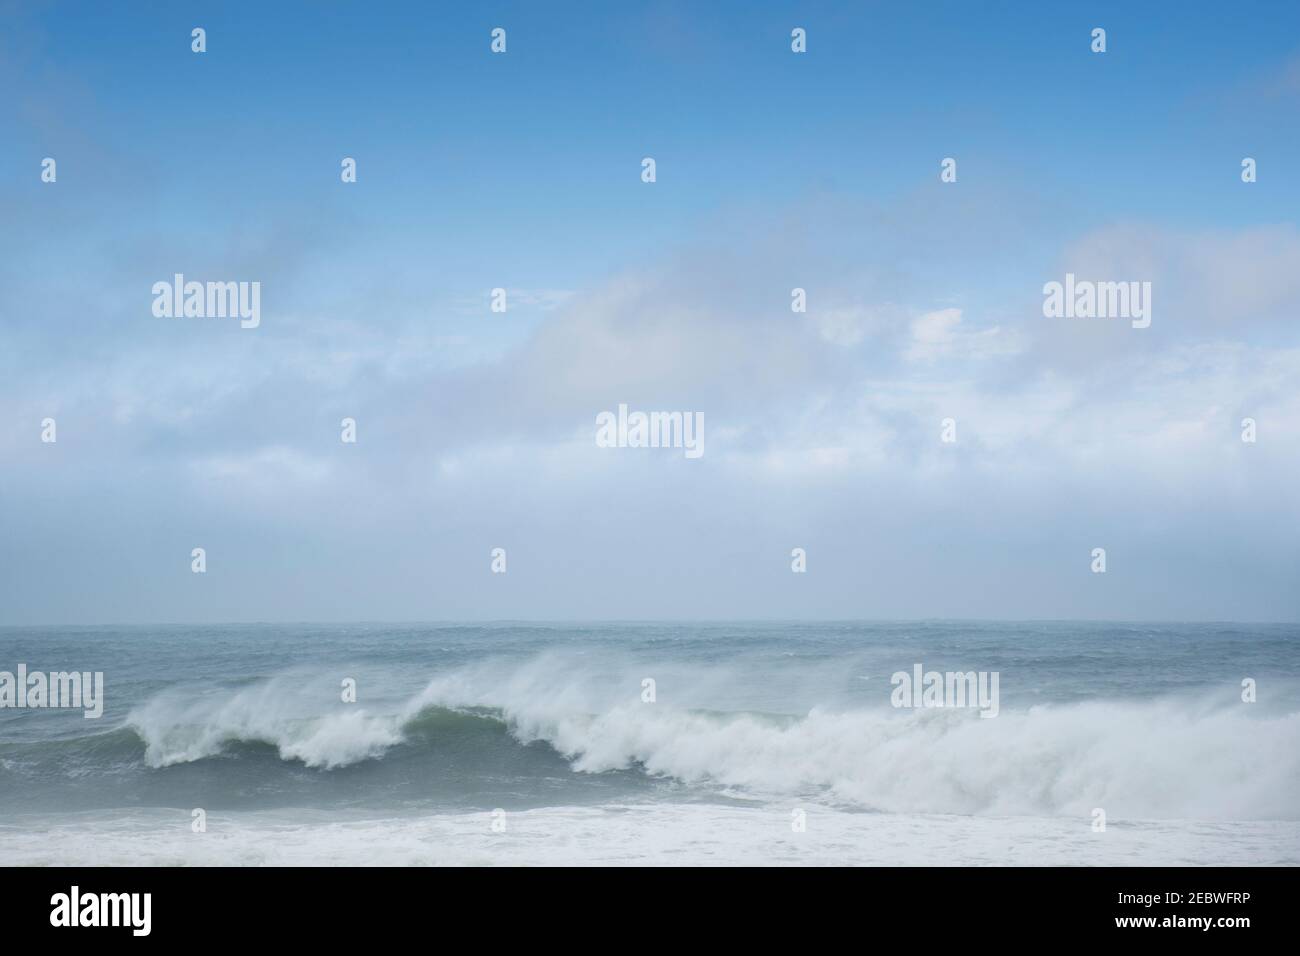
(1, 804), (1296, 867)
(412, 670), (1300, 821)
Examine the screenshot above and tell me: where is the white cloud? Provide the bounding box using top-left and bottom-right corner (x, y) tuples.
(904, 308), (1020, 363)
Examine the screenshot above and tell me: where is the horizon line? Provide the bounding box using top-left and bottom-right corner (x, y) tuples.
(2, 616), (1296, 630)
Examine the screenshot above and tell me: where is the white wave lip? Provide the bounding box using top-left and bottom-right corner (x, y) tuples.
(127, 680), (403, 770)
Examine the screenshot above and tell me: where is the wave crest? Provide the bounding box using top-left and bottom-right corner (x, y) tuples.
(120, 665), (1300, 820)
(127, 682), (403, 769)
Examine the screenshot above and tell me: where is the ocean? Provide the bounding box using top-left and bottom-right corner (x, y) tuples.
(1, 621), (1297, 865)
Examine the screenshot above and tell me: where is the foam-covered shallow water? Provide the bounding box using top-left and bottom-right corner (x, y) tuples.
(2, 806), (1296, 867)
(1, 621), (1297, 864)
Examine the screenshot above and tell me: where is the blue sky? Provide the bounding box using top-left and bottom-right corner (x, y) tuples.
(2, 1), (1299, 623)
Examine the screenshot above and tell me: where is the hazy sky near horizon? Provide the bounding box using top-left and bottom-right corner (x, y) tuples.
(2, 1), (1299, 624)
